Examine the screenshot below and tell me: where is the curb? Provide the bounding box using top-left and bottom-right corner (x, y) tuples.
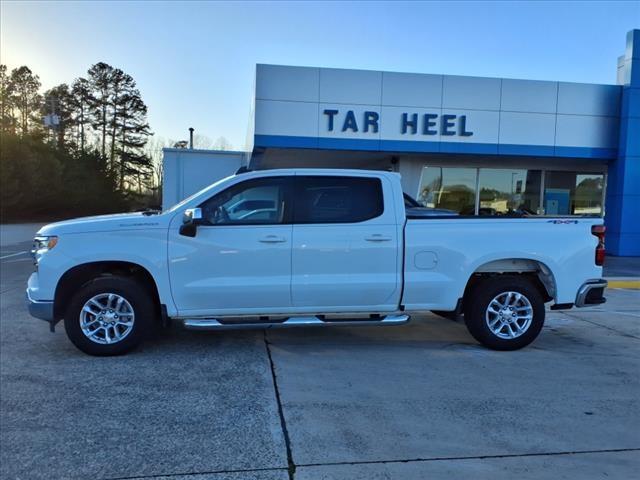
(606, 278), (640, 289)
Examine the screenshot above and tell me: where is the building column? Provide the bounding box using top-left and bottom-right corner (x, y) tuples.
(606, 29), (640, 256)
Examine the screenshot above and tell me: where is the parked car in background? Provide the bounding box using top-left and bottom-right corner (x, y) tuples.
(403, 193), (459, 217)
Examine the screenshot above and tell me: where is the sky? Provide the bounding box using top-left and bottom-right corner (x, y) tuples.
(1, 0), (638, 149)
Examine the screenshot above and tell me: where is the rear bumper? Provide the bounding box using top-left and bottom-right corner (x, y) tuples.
(575, 279), (608, 307)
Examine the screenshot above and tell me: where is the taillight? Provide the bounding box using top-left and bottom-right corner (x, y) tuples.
(592, 225), (606, 266)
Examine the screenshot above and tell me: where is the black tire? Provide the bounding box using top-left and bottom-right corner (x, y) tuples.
(64, 276), (155, 356)
(464, 275), (545, 351)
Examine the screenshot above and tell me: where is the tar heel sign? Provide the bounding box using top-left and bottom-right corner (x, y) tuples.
(322, 109), (473, 137)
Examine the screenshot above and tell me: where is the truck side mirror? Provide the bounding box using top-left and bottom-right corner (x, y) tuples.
(180, 208), (203, 237)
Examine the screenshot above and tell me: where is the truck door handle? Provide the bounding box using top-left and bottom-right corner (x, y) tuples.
(259, 235), (287, 243)
(365, 234), (392, 242)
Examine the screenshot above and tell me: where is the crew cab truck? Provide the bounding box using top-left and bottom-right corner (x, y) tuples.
(27, 169), (608, 356)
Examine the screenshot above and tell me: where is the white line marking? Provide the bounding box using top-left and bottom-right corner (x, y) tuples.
(568, 309), (640, 318)
(4, 257), (32, 264)
(0, 251), (27, 260)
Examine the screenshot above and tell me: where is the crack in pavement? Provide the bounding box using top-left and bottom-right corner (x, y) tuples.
(560, 311), (640, 340)
(100, 447), (640, 479)
(264, 330), (296, 480)
(294, 447), (640, 469)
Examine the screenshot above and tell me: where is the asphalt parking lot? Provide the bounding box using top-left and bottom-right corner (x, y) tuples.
(1, 237), (639, 479)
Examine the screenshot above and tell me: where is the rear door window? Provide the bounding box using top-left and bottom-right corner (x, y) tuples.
(294, 176), (384, 224)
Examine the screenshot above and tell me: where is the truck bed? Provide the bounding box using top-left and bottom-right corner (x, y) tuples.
(401, 217), (603, 311)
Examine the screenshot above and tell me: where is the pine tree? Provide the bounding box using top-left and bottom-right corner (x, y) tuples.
(87, 62), (113, 159)
(9, 66), (41, 135)
(0, 65), (15, 133)
(108, 69), (133, 170)
(116, 91), (152, 190)
(84, 62), (153, 190)
(70, 78), (92, 153)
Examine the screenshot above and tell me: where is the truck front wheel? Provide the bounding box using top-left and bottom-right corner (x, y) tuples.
(464, 276), (545, 351)
(64, 276), (154, 356)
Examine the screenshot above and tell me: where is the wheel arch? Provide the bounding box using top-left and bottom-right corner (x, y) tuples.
(53, 261), (161, 320)
(462, 258), (557, 309)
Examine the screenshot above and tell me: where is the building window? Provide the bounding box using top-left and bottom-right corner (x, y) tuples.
(544, 172), (604, 216)
(415, 166), (604, 217)
(417, 167), (477, 214)
(478, 169), (542, 215)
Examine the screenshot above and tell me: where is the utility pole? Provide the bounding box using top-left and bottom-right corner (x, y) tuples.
(43, 96), (60, 145)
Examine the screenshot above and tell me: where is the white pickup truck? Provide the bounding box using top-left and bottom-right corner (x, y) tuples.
(27, 169), (607, 356)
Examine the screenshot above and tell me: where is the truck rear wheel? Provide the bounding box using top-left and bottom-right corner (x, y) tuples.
(464, 276), (545, 350)
(64, 276), (154, 356)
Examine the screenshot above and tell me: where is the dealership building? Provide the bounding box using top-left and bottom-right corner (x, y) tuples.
(163, 29), (639, 256)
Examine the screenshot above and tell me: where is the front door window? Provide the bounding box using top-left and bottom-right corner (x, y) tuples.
(200, 177), (290, 225)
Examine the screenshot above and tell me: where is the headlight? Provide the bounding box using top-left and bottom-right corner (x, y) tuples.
(31, 235), (58, 258)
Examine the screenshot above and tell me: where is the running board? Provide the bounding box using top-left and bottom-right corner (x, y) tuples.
(182, 314), (410, 331)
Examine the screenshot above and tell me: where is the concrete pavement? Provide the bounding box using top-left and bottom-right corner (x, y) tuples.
(1, 233), (639, 479)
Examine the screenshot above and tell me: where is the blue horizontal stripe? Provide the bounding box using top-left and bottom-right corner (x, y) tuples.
(498, 144), (556, 157)
(253, 134), (617, 159)
(440, 141), (499, 155)
(553, 146), (617, 159)
(379, 140), (440, 153)
(317, 137), (381, 151)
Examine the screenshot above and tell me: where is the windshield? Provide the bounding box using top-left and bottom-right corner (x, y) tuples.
(164, 175), (235, 213)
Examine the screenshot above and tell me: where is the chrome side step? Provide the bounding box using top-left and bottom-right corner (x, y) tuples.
(182, 314), (410, 331)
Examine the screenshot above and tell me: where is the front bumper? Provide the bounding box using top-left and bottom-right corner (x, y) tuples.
(26, 272), (54, 323)
(26, 289), (54, 322)
(575, 279), (608, 307)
